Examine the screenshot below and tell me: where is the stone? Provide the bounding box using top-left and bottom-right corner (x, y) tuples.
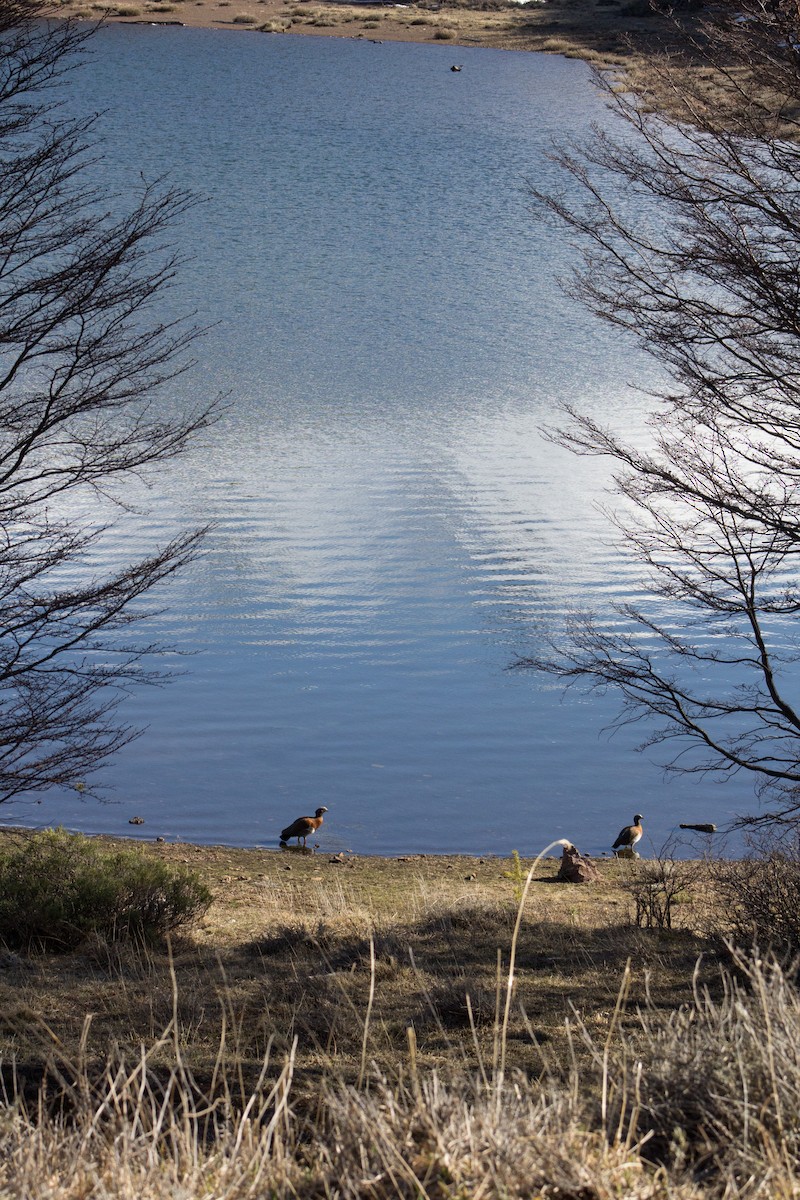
(556, 843), (601, 884)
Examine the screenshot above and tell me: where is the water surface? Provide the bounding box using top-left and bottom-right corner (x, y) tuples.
(11, 28), (750, 856)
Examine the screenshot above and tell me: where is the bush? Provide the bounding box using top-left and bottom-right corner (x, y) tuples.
(596, 953), (800, 1181)
(712, 835), (800, 959)
(0, 829), (212, 950)
(616, 838), (703, 931)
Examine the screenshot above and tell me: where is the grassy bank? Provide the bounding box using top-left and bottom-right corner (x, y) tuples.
(2, 828), (799, 1195)
(3, 828), (783, 1197)
(0, 832), (717, 1087)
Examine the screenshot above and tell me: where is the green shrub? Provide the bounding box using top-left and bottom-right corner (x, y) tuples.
(0, 829), (212, 951)
(502, 849), (526, 904)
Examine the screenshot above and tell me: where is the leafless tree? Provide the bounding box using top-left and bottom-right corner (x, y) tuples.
(521, 0), (800, 825)
(0, 2), (217, 800)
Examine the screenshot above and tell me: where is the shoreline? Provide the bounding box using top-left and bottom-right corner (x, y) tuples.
(0, 823), (696, 866)
(0, 823), (570, 863)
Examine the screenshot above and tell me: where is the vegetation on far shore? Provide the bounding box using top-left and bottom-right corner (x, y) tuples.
(50, 0), (705, 71)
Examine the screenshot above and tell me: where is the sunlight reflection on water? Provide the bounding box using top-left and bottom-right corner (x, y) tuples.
(10, 28), (751, 856)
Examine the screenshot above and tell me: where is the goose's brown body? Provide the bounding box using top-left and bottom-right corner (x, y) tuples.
(280, 806), (328, 847)
(612, 814), (644, 852)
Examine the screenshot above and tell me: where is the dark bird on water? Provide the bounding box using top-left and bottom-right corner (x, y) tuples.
(612, 814), (643, 853)
(450, 64), (462, 71)
(280, 806), (328, 847)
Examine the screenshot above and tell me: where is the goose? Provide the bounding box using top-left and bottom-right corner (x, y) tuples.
(280, 806), (328, 848)
(612, 814), (643, 854)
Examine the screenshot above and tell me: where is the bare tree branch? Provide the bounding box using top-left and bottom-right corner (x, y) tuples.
(525, 0), (800, 824)
(0, 0), (219, 800)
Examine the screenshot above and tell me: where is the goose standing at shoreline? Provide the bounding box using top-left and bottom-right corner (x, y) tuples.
(612, 814), (644, 855)
(280, 806), (328, 848)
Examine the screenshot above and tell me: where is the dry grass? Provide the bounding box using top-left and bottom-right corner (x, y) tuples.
(0, 832), (797, 1195)
(0, 833), (719, 1098)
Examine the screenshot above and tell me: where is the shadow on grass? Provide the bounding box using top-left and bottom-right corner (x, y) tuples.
(239, 901), (720, 1065)
(0, 893), (722, 1108)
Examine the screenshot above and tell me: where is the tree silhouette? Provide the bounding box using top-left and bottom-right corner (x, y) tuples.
(0, 2), (217, 800)
(523, 0), (800, 825)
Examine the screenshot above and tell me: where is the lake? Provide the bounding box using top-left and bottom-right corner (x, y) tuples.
(11, 25), (752, 856)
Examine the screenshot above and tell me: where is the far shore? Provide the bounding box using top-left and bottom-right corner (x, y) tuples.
(53, 0), (689, 68)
